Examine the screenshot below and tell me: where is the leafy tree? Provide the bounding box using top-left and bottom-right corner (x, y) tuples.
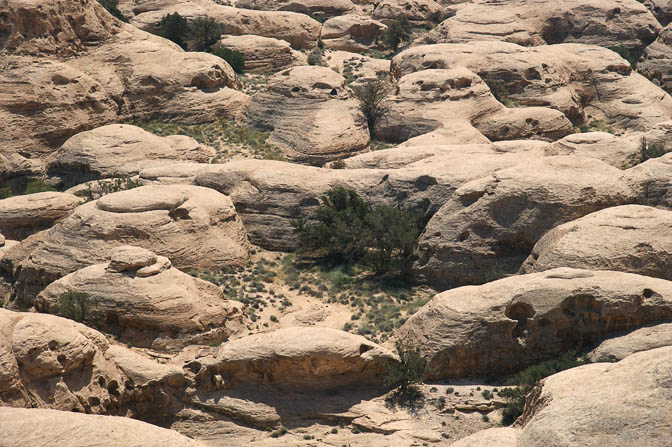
(57, 291), (104, 328)
(367, 205), (422, 275)
(187, 16), (225, 52)
(213, 47), (245, 74)
(98, 0), (128, 22)
(382, 15), (412, 52)
(158, 12), (189, 49)
(352, 79), (391, 137)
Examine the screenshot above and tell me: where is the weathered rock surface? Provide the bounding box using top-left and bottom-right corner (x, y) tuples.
(625, 152), (672, 207)
(0, 407), (204, 447)
(450, 427), (520, 447)
(413, 156), (636, 289)
(0, 192), (83, 240)
(639, 22), (672, 95)
(1, 0), (247, 162)
(174, 327), (395, 389)
(642, 0), (672, 25)
(128, 0), (321, 49)
(372, 0), (445, 24)
(243, 66), (370, 165)
(215, 35), (303, 72)
(521, 205), (672, 280)
(545, 132), (643, 168)
(189, 144), (540, 249)
(3, 185), (249, 306)
(325, 50), (391, 87)
(392, 42), (672, 133)
(520, 347), (672, 446)
(589, 323), (672, 361)
(321, 15), (387, 52)
(35, 246), (245, 351)
(236, 0), (355, 18)
(375, 68), (573, 143)
(46, 124), (215, 187)
(424, 0), (660, 54)
(398, 268), (672, 378)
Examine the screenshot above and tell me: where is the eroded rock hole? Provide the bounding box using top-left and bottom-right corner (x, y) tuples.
(506, 302), (534, 339)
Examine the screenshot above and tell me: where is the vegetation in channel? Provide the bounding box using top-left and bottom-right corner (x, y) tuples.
(56, 291), (104, 329)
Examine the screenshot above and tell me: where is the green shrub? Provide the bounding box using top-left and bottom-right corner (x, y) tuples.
(484, 76), (519, 107)
(98, 0), (128, 22)
(381, 15), (412, 52)
(307, 47), (325, 66)
(188, 16), (225, 52)
(384, 340), (427, 407)
(352, 79), (391, 137)
(158, 12), (189, 49)
(292, 187), (423, 276)
(213, 47), (245, 74)
(57, 291), (104, 328)
(270, 426), (288, 438)
(499, 351), (591, 425)
(609, 44), (639, 67)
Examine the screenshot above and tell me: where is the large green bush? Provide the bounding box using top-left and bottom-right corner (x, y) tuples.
(292, 187), (424, 275)
(384, 339), (427, 408)
(158, 12), (189, 49)
(381, 15), (412, 52)
(352, 79), (391, 137)
(213, 47), (245, 74)
(98, 0), (128, 22)
(57, 291), (104, 328)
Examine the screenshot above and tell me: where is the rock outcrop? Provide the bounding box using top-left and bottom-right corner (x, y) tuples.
(520, 347), (672, 446)
(236, 0), (355, 18)
(321, 15), (387, 52)
(215, 35), (303, 72)
(3, 185), (249, 306)
(375, 67), (574, 144)
(397, 268), (672, 378)
(423, 0), (660, 54)
(392, 42), (672, 133)
(521, 205), (672, 280)
(174, 327), (395, 390)
(243, 66), (370, 165)
(0, 192), (83, 240)
(35, 246), (245, 351)
(413, 156), (636, 289)
(0, 407), (204, 447)
(638, 22), (672, 95)
(128, 0), (321, 49)
(372, 0), (445, 24)
(1, 0), (247, 163)
(589, 323), (672, 361)
(625, 152), (672, 208)
(46, 124), (215, 187)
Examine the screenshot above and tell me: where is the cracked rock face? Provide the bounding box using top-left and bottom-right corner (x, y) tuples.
(2, 185), (249, 307)
(35, 246), (245, 351)
(521, 205), (672, 280)
(0, 192), (83, 240)
(398, 268), (672, 378)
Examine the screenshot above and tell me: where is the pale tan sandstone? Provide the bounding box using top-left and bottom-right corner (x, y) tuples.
(243, 66), (371, 165)
(520, 347), (672, 446)
(392, 42), (672, 133)
(215, 35), (304, 72)
(128, 0), (321, 49)
(398, 268), (672, 378)
(521, 205), (672, 280)
(413, 156), (636, 289)
(35, 246), (245, 351)
(450, 427), (520, 447)
(3, 185), (249, 306)
(0, 407), (205, 447)
(423, 0), (660, 53)
(375, 68), (573, 143)
(0, 192), (83, 240)
(46, 124), (216, 187)
(236, 0), (355, 18)
(638, 22), (672, 95)
(642, 0), (672, 25)
(589, 323), (672, 361)
(1, 0), (247, 162)
(324, 50), (391, 87)
(372, 0), (445, 24)
(625, 152), (672, 207)
(321, 15), (387, 52)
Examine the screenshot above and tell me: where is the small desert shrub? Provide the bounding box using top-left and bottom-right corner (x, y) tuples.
(381, 15), (412, 52)
(352, 79), (391, 137)
(385, 340), (427, 408)
(609, 44), (639, 67)
(307, 47), (325, 66)
(484, 76), (519, 107)
(499, 351), (591, 426)
(213, 47), (245, 74)
(188, 16), (225, 51)
(98, 0), (128, 22)
(57, 291), (104, 328)
(270, 426), (288, 438)
(158, 12), (189, 49)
